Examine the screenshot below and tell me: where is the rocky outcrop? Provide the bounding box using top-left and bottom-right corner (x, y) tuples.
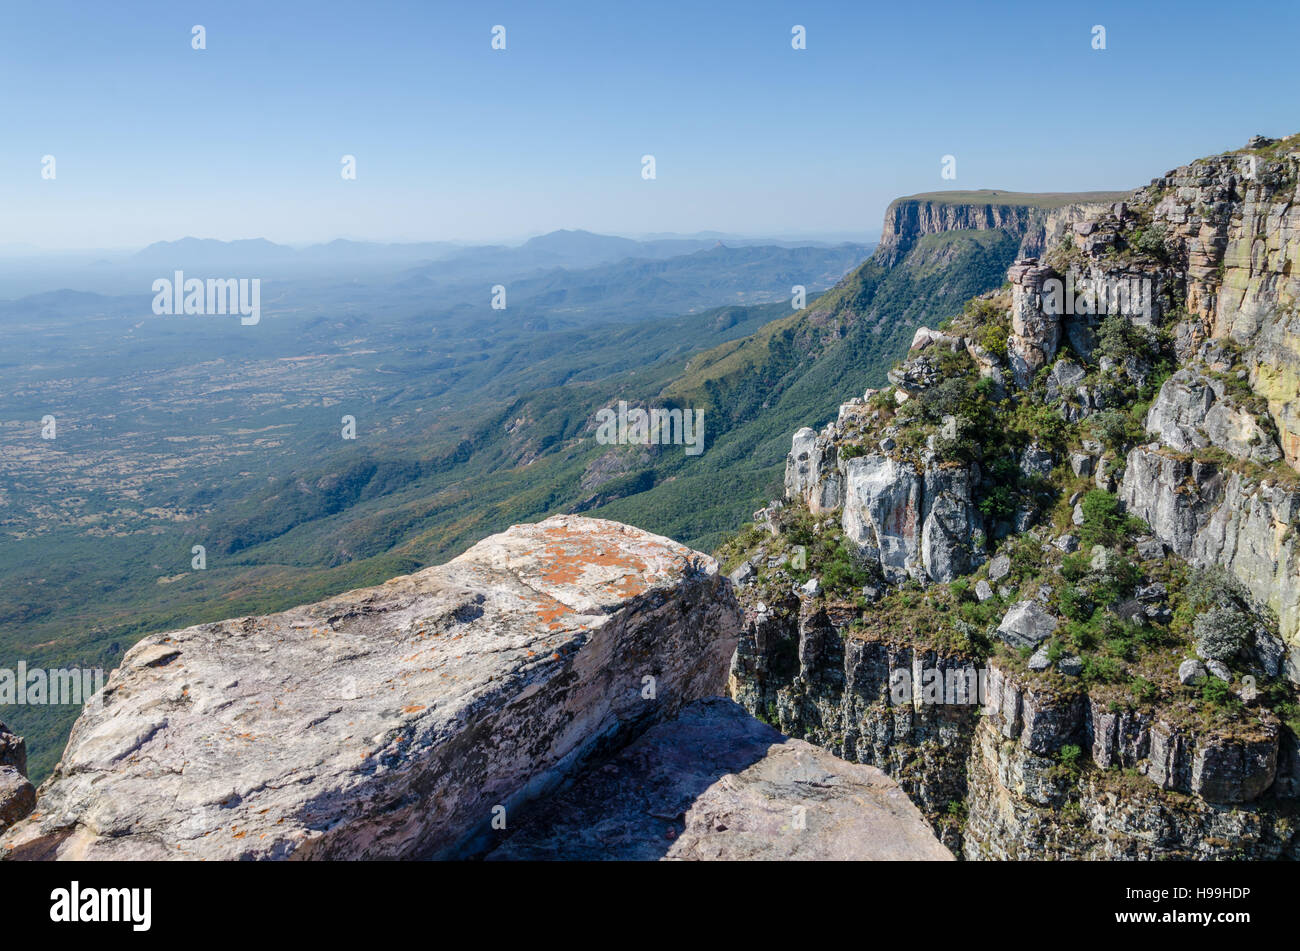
(785, 427), (842, 513)
(996, 601), (1058, 650)
(485, 697), (953, 861)
(0, 723), (35, 835)
(1138, 143), (1300, 467)
(1122, 411), (1300, 679)
(729, 597), (1299, 858)
(836, 455), (983, 585)
(786, 435), (984, 587)
(1145, 368), (1281, 464)
(1, 516), (742, 861)
(840, 454), (923, 584)
(920, 464), (984, 583)
(1007, 259), (1062, 386)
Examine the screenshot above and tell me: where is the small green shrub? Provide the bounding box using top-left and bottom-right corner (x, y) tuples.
(1130, 675), (1159, 704)
(1091, 409), (1142, 454)
(1079, 489), (1124, 547)
(978, 322), (1008, 359)
(978, 484), (1015, 520)
(1058, 744), (1082, 771)
(1128, 225), (1169, 260)
(1200, 677), (1236, 707)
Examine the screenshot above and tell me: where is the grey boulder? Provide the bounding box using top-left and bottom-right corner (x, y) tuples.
(997, 600), (1059, 649)
(1178, 659), (1207, 685)
(1056, 655), (1084, 677)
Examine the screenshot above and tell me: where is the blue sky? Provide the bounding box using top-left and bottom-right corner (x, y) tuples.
(2, 0), (1298, 249)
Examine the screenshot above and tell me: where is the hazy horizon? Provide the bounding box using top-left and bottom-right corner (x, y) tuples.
(0, 226), (884, 258)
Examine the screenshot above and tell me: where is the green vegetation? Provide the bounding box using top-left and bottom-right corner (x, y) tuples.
(1077, 490), (1124, 547)
(1058, 744), (1082, 771)
(1200, 677), (1238, 709)
(1127, 224), (1170, 262)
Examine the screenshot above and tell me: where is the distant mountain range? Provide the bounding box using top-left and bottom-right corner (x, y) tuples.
(132, 229), (872, 274)
(0, 229), (875, 299)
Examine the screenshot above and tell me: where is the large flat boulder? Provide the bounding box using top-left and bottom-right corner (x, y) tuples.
(1, 516), (740, 860)
(486, 697), (953, 861)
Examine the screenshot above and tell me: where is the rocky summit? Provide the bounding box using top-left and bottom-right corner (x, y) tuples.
(1, 515), (947, 861)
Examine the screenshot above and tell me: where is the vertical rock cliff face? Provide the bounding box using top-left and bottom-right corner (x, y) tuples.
(726, 136), (1300, 859)
(1007, 260), (1062, 387)
(836, 455), (985, 585)
(1142, 146), (1300, 467)
(785, 426), (843, 514)
(841, 454), (925, 584)
(1121, 447), (1300, 674)
(729, 599), (980, 855)
(1112, 140), (1300, 667)
(729, 594), (1299, 859)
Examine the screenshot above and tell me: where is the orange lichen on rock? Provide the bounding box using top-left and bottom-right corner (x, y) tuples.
(534, 525), (655, 600)
(531, 591), (574, 630)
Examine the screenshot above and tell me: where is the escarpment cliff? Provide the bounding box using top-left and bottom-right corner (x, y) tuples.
(1111, 141), (1300, 649)
(3, 515), (948, 861)
(876, 191), (1130, 267)
(723, 135), (1300, 859)
(729, 592), (1299, 858)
